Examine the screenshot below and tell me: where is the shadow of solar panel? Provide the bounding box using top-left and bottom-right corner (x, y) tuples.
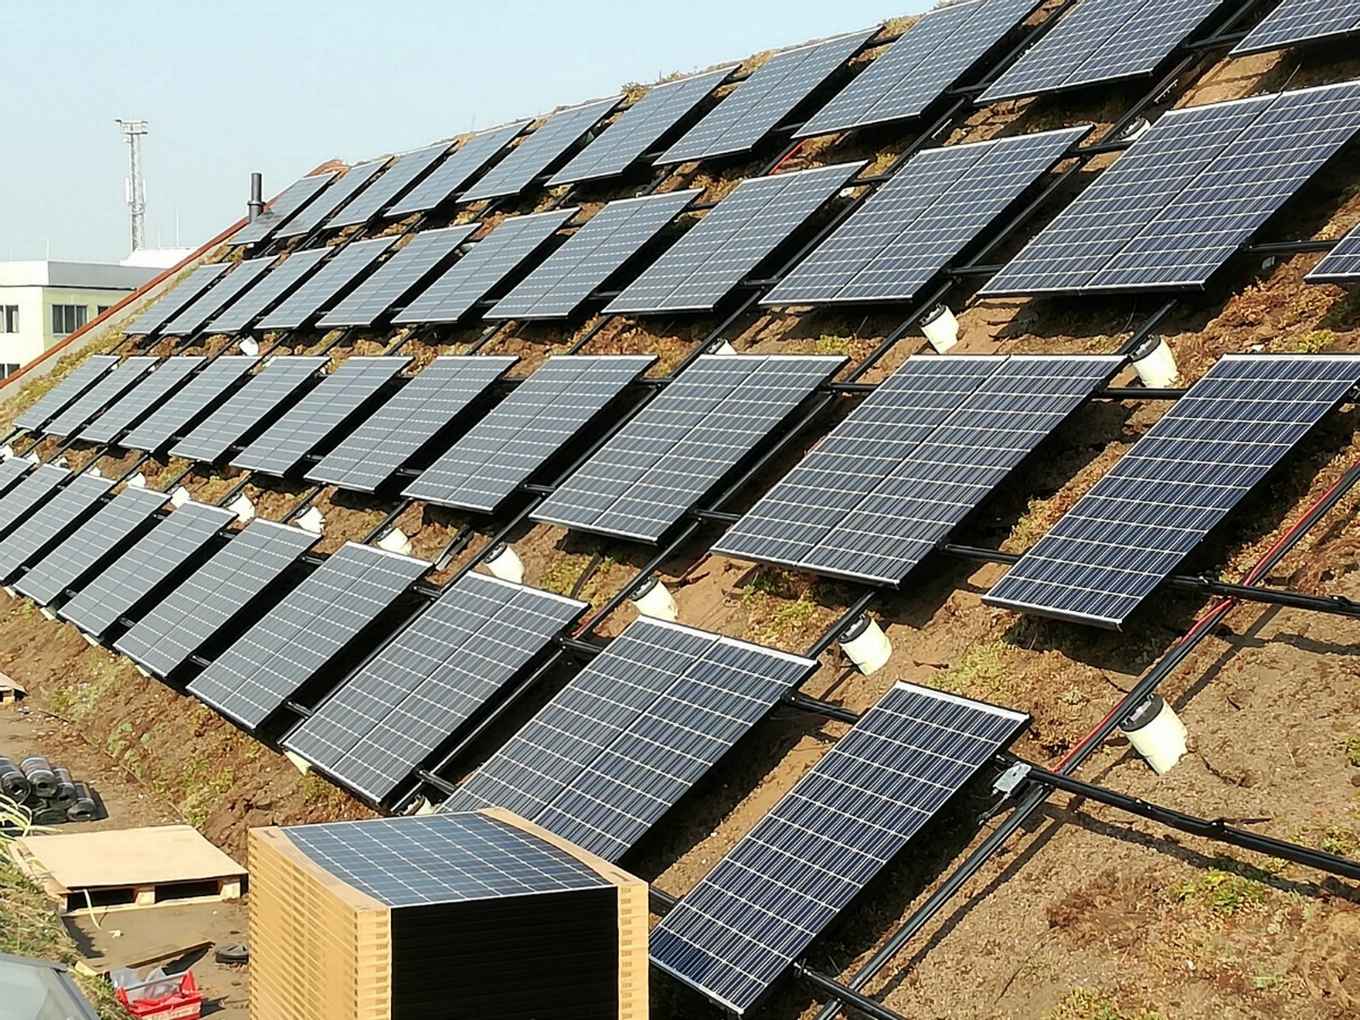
(80, 358), (204, 445)
(318, 226), (478, 328)
(461, 99), (621, 203)
(274, 160), (387, 240)
(232, 173), (337, 246)
(207, 248), (329, 333)
(766, 126), (1088, 305)
(984, 354), (1360, 627)
(981, 0), (1226, 102)
(548, 68), (735, 186)
(42, 358), (158, 438)
(59, 501), (237, 638)
(188, 542), (430, 731)
(489, 191), (700, 320)
(650, 682), (1028, 1015)
(160, 258), (274, 336)
(1306, 222), (1360, 283)
(441, 618), (815, 862)
(115, 520), (318, 679)
(171, 357), (325, 464)
(982, 81), (1360, 294)
(1230, 0), (1360, 54)
(0, 474), (112, 583)
(393, 211), (576, 324)
(15, 486), (169, 606)
(231, 356), (409, 476)
(534, 354), (844, 542)
(283, 573), (586, 804)
(14, 357), (118, 432)
(121, 356), (257, 453)
(0, 465), (71, 543)
(256, 238), (395, 330)
(403, 354), (654, 512)
(124, 264), (231, 336)
(714, 355), (1119, 584)
(326, 145), (449, 229)
(660, 30), (876, 165)
(796, 0), (1040, 137)
(307, 355), (516, 492)
(605, 162), (863, 315)
(387, 122), (531, 217)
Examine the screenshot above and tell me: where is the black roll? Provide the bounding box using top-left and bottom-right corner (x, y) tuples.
(19, 756), (57, 799)
(52, 767), (76, 805)
(67, 782), (98, 822)
(0, 757), (31, 800)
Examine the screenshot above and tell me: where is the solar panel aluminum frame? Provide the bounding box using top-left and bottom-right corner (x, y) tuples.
(0, 473), (113, 584)
(231, 172), (339, 247)
(316, 225), (479, 329)
(119, 356), (259, 454)
(79, 357), (205, 446)
(0, 465), (74, 547)
(272, 159), (390, 240)
(254, 237), (396, 331)
(13, 357), (118, 433)
(123, 264), (231, 336)
(1228, 0), (1360, 55)
(159, 257), (276, 337)
(1305, 223), (1360, 284)
(385, 121), (532, 217)
(324, 144), (452, 229)
(43, 357), (159, 439)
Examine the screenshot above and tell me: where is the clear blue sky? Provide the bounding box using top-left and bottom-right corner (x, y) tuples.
(6, 0), (921, 263)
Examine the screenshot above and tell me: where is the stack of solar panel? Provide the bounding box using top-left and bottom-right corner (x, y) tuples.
(249, 810), (648, 1020)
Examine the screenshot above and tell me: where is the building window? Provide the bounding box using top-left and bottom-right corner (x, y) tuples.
(0, 363), (19, 378)
(51, 304), (87, 336)
(97, 305), (112, 317)
(1, 306), (16, 333)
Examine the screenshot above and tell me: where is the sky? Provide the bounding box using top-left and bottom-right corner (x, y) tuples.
(5, 0), (923, 264)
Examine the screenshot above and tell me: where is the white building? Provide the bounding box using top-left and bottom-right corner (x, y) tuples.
(0, 260), (160, 377)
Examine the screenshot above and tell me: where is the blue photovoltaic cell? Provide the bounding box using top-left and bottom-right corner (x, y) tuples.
(124, 264), (231, 336)
(171, 357), (326, 464)
(0, 473), (113, 583)
(42, 357), (158, 439)
(388, 122), (531, 216)
(796, 0), (1040, 136)
(14, 357), (118, 432)
(120, 357), (258, 453)
(0, 460), (33, 498)
(274, 160), (388, 240)
(461, 98), (622, 203)
(160, 258), (274, 336)
(79, 357), (204, 444)
(650, 682), (1028, 1014)
(207, 248), (330, 333)
(231, 173), (337, 246)
(255, 238), (394, 330)
(327, 144), (450, 228)
(1307, 222), (1360, 283)
(984, 354), (1360, 627)
(1231, 0), (1360, 54)
(318, 226), (477, 328)
(0, 465), (70, 541)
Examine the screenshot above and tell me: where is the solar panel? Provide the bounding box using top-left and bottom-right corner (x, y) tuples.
(13, 357), (118, 432)
(442, 618), (816, 862)
(796, 0), (1040, 137)
(123, 263), (231, 336)
(659, 30), (877, 165)
(206, 248), (329, 333)
(114, 520), (319, 679)
(1230, 0), (1360, 54)
(273, 160), (387, 240)
(279, 812), (610, 907)
(714, 355), (1120, 584)
(79, 357), (203, 445)
(231, 356), (409, 476)
(59, 501), (237, 638)
(605, 162), (863, 315)
(0, 473), (112, 583)
(171, 356), (326, 464)
(461, 98), (622, 203)
(650, 682), (1028, 1015)
(317, 226), (478, 327)
(283, 573), (586, 804)
(0, 459), (32, 497)
(981, 0), (1225, 102)
(255, 238), (394, 330)
(488, 191), (699, 320)
(121, 356), (257, 453)
(393, 211), (576, 324)
(0, 465), (71, 540)
(232, 173), (337, 246)
(43, 357), (158, 438)
(1306, 222), (1360, 283)
(188, 542), (429, 731)
(387, 122), (531, 216)
(982, 82), (1360, 295)
(14, 486), (169, 606)
(535, 354), (843, 542)
(160, 257), (275, 336)
(984, 354), (1360, 627)
(325, 144), (450, 229)
(765, 126), (1089, 305)
(403, 354), (654, 512)
(307, 355), (516, 492)
(547, 68), (736, 186)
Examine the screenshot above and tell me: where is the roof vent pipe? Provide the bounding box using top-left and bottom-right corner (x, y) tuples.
(838, 614), (892, 675)
(247, 172), (264, 223)
(1129, 334), (1180, 388)
(1120, 694), (1188, 774)
(630, 574), (678, 622)
(484, 542), (525, 584)
(920, 303), (959, 353)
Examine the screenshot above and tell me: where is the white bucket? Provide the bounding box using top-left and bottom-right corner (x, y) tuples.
(1120, 694), (1188, 774)
(228, 493), (256, 524)
(1130, 336), (1179, 388)
(169, 486), (193, 508)
(630, 575), (678, 622)
(839, 616), (892, 675)
(239, 337), (260, 357)
(484, 542), (525, 584)
(127, 473), (147, 489)
(296, 506), (325, 535)
(378, 527), (414, 557)
(921, 304), (959, 354)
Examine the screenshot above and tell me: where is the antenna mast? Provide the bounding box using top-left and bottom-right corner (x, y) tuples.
(115, 119), (149, 252)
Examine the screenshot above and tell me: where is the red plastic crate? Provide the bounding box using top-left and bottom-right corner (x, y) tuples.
(115, 971), (202, 1019)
